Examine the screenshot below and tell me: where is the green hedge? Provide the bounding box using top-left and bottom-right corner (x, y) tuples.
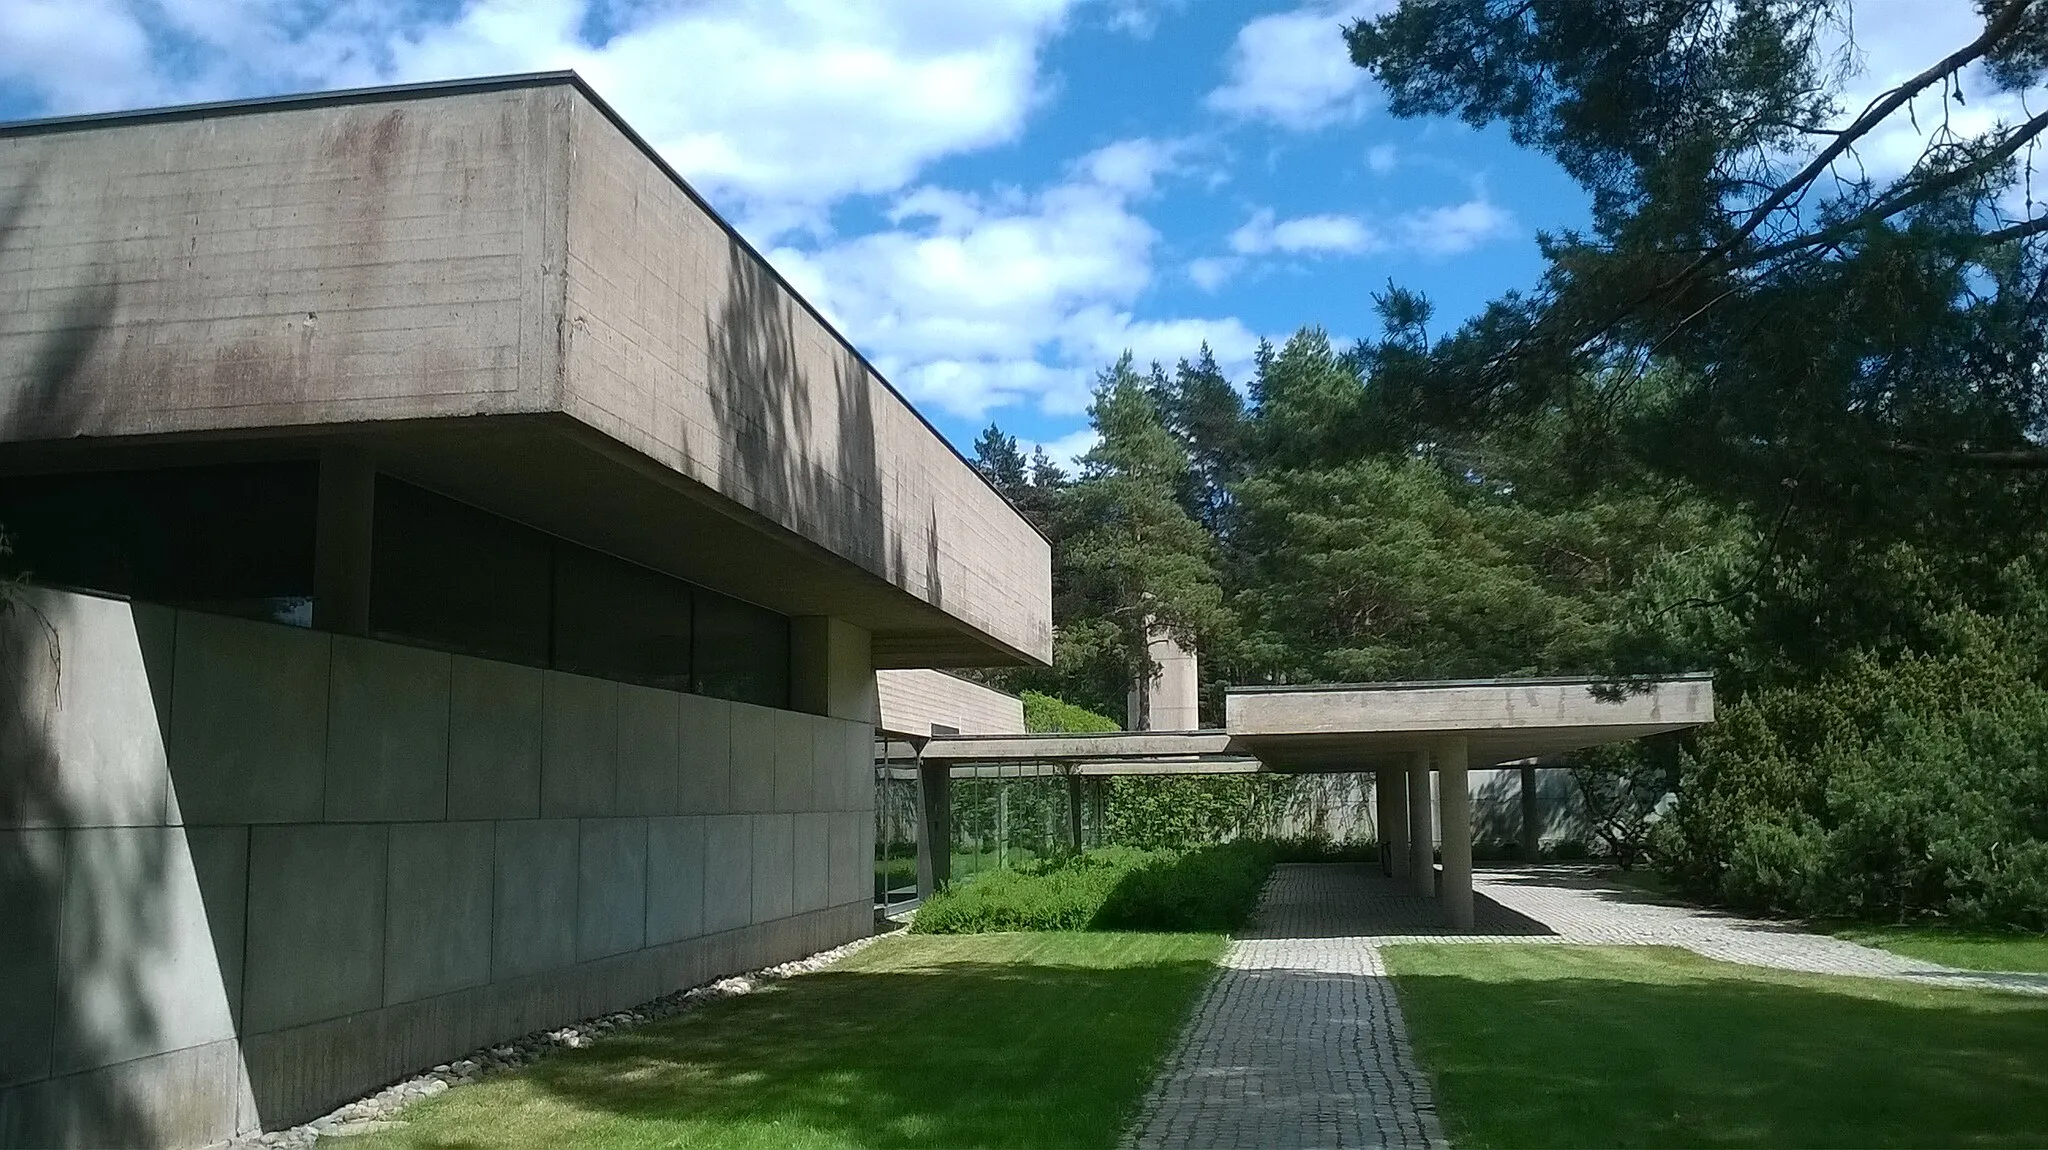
(1658, 627), (2048, 931)
(1021, 691), (1121, 733)
(911, 839), (1374, 935)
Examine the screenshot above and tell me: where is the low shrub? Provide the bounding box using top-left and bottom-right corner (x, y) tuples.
(912, 847), (1160, 934)
(912, 838), (1367, 935)
(1658, 627), (2048, 931)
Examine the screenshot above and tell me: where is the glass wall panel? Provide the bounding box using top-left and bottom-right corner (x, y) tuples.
(370, 478), (552, 664)
(693, 587), (790, 709)
(552, 544), (693, 691)
(0, 462), (318, 625)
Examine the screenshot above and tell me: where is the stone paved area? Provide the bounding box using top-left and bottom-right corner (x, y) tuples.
(1125, 862), (2047, 1150)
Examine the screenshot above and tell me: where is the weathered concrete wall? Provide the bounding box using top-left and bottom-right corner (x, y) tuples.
(0, 77), (1051, 670)
(0, 86), (566, 438)
(557, 95), (1049, 665)
(0, 586), (874, 1148)
(874, 670), (1024, 739)
(1128, 629), (1200, 731)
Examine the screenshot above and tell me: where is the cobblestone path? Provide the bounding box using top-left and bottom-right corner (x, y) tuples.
(1125, 863), (2046, 1150)
(1123, 866), (1448, 1150)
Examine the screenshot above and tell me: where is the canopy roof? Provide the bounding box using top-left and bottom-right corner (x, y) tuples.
(919, 674), (1713, 774)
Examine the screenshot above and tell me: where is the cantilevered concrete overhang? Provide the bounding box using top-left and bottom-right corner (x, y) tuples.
(918, 674), (1713, 772)
(0, 73), (1049, 667)
(1224, 674), (1715, 771)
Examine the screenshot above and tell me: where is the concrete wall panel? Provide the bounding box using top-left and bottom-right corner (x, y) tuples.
(644, 816), (704, 946)
(0, 829), (62, 1088)
(576, 819), (646, 961)
(615, 684), (678, 814)
(1, 590), (171, 829)
(792, 812), (828, 914)
(491, 819), (579, 980)
(1, 590), (880, 1148)
(750, 814), (794, 925)
(773, 712), (814, 813)
(541, 672), (617, 818)
(54, 828), (238, 1075)
(728, 704), (775, 813)
(0, 1036), (253, 1150)
(675, 693), (731, 815)
(446, 657), (543, 821)
(874, 668), (1024, 741)
(184, 827), (249, 1031)
(167, 614), (329, 825)
(827, 811), (872, 908)
(383, 823), (493, 1005)
(323, 638), (451, 822)
(243, 825), (387, 1034)
(701, 815), (752, 933)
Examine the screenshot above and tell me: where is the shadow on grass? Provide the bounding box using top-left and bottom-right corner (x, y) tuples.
(1390, 947), (2048, 1149)
(373, 953), (1219, 1150)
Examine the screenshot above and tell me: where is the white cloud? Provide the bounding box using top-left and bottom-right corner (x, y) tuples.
(1397, 197), (1515, 255)
(1819, 0), (2048, 206)
(1366, 143), (1400, 173)
(1230, 208), (1380, 254)
(1187, 256), (1244, 291)
(0, 0), (1078, 227)
(1205, 0), (1387, 130)
(1030, 427), (1100, 470)
(1076, 136), (1186, 196)
(775, 142), (1266, 422)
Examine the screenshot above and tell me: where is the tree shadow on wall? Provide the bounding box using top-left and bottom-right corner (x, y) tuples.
(704, 238), (913, 607)
(0, 164), (241, 1147)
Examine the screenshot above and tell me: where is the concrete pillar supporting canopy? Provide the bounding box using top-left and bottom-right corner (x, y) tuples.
(1439, 736), (1474, 930)
(1406, 750), (1435, 898)
(917, 761), (952, 899)
(1383, 766), (1411, 880)
(1519, 764), (1541, 861)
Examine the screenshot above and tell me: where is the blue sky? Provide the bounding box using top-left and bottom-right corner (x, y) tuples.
(0, 0), (2012, 465)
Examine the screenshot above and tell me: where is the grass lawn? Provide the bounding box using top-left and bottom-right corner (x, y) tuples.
(349, 932), (1223, 1150)
(1831, 924), (2048, 973)
(1385, 943), (2048, 1149)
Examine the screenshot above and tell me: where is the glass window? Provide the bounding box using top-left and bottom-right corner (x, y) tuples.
(0, 461), (317, 625)
(552, 544), (693, 692)
(369, 478), (551, 664)
(692, 587), (790, 708)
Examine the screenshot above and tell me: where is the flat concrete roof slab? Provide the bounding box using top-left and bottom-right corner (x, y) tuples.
(917, 675), (1713, 773)
(1226, 675), (1714, 770)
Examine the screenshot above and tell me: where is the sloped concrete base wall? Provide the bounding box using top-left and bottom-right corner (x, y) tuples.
(0, 588), (875, 1149)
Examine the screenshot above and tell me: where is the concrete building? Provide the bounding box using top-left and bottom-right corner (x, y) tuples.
(0, 74), (1050, 1149)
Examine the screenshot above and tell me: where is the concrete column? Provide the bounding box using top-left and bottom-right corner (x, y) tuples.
(917, 762), (951, 899)
(314, 445), (375, 634)
(790, 617), (877, 722)
(1406, 749), (1434, 898)
(1373, 770), (1394, 875)
(1519, 764), (1541, 861)
(1439, 736), (1473, 930)
(1384, 765), (1411, 880)
(1089, 778), (1107, 847)
(1067, 773), (1084, 852)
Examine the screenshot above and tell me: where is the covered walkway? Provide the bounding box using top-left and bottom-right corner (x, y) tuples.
(917, 675), (1717, 928)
